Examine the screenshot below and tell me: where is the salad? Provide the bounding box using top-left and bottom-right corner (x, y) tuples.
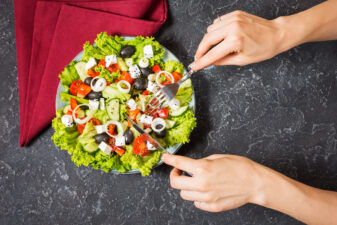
(51, 32), (196, 176)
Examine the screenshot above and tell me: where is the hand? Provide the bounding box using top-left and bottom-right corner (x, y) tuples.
(191, 10), (291, 70)
(162, 153), (264, 212)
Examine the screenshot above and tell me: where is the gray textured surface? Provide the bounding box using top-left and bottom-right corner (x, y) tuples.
(1, 0), (337, 224)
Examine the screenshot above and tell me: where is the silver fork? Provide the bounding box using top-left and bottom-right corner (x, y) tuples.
(146, 67), (195, 116)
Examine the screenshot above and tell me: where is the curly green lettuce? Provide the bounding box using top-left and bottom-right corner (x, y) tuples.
(59, 61), (80, 92)
(175, 79), (193, 106)
(94, 65), (121, 83)
(164, 60), (184, 74)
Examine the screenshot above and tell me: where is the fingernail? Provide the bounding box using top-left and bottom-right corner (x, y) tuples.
(189, 62), (195, 70)
(161, 153), (168, 161)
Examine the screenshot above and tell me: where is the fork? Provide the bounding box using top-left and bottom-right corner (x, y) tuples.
(146, 66), (195, 116)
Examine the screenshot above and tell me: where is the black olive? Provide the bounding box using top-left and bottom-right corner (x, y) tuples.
(155, 129), (166, 138)
(124, 129), (134, 145)
(120, 45), (135, 58)
(87, 91), (102, 100)
(133, 78), (147, 90)
(94, 133), (109, 144)
(156, 124), (163, 130)
(84, 77), (93, 86)
(140, 67), (152, 77)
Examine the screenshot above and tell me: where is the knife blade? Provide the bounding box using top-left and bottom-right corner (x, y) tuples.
(124, 114), (167, 152)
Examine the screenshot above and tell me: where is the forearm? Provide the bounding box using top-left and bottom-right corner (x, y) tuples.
(252, 164), (337, 225)
(274, 0), (337, 52)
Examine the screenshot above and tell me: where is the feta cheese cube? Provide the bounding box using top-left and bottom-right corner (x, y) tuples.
(100, 98), (105, 110)
(89, 100), (99, 110)
(85, 57), (97, 70)
(98, 142), (112, 155)
(96, 125), (106, 134)
(147, 141), (157, 150)
(139, 114), (153, 124)
(143, 45), (153, 58)
(169, 98), (180, 110)
(129, 65), (141, 79)
(115, 136), (126, 147)
(105, 54), (117, 67)
(61, 115), (73, 127)
(147, 81), (159, 93)
(148, 74), (156, 82)
(126, 98), (138, 110)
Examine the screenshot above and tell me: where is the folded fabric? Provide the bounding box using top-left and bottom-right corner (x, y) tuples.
(14, 0), (167, 146)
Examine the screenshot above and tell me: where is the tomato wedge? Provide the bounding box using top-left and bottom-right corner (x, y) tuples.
(172, 72), (182, 82)
(89, 118), (101, 126)
(107, 64), (119, 73)
(120, 71), (135, 84)
(128, 108), (140, 121)
(77, 84), (92, 98)
(69, 80), (83, 96)
(87, 69), (100, 78)
(70, 98), (78, 111)
(142, 90), (149, 95)
(133, 134), (149, 156)
(98, 59), (106, 67)
(115, 147), (125, 156)
(77, 124), (85, 134)
(152, 64), (161, 73)
(108, 124), (117, 136)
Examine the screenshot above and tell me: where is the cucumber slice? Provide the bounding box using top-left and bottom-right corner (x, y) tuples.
(130, 127), (141, 139)
(83, 142), (98, 153)
(165, 119), (176, 129)
(169, 105), (188, 117)
(117, 57), (128, 71)
(106, 99), (119, 121)
(63, 105), (71, 114)
(74, 62), (88, 81)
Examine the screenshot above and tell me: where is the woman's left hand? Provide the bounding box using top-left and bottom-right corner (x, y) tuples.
(162, 153), (265, 212)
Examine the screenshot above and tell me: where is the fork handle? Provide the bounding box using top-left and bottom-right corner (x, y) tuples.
(177, 67), (194, 85)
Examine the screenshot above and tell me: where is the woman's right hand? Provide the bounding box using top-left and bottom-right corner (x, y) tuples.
(191, 10), (296, 70)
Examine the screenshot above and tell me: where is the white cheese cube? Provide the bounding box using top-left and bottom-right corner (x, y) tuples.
(96, 125), (106, 134)
(139, 114), (153, 124)
(126, 98), (138, 110)
(148, 74), (156, 82)
(138, 58), (149, 68)
(125, 58), (133, 67)
(98, 142), (112, 155)
(143, 45), (153, 58)
(147, 81), (159, 93)
(169, 98), (180, 110)
(115, 136), (126, 147)
(147, 141), (156, 150)
(85, 57), (97, 70)
(105, 54), (117, 67)
(100, 98), (105, 110)
(61, 115), (73, 127)
(89, 100), (99, 110)
(129, 65), (141, 79)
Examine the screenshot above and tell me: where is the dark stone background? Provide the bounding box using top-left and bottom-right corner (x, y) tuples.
(1, 0), (337, 224)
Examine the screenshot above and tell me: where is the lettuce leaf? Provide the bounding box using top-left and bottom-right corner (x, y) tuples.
(175, 79), (193, 106)
(164, 110), (196, 146)
(59, 61), (80, 92)
(120, 145), (162, 176)
(93, 109), (109, 124)
(122, 36), (164, 68)
(60, 92), (89, 104)
(164, 60), (184, 74)
(94, 65), (121, 83)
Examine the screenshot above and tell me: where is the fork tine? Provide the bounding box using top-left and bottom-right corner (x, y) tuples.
(148, 96), (169, 116)
(158, 100), (169, 110)
(148, 90), (162, 105)
(150, 93), (165, 107)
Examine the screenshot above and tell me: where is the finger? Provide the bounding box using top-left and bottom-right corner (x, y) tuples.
(213, 10), (247, 24)
(170, 168), (200, 190)
(194, 27), (227, 61)
(213, 53), (247, 66)
(193, 39), (241, 71)
(162, 153), (199, 174)
(194, 196), (246, 212)
(180, 190), (219, 202)
(205, 154), (226, 160)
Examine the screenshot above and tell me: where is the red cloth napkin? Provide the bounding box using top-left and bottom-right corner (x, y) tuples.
(14, 0), (167, 146)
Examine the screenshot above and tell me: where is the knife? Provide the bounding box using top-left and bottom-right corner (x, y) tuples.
(125, 114), (192, 177)
(124, 114), (167, 152)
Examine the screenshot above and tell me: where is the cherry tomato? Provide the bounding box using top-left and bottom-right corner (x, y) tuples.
(152, 64), (161, 73)
(133, 134), (149, 156)
(120, 71), (135, 84)
(69, 80), (83, 96)
(77, 84), (92, 98)
(157, 108), (169, 119)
